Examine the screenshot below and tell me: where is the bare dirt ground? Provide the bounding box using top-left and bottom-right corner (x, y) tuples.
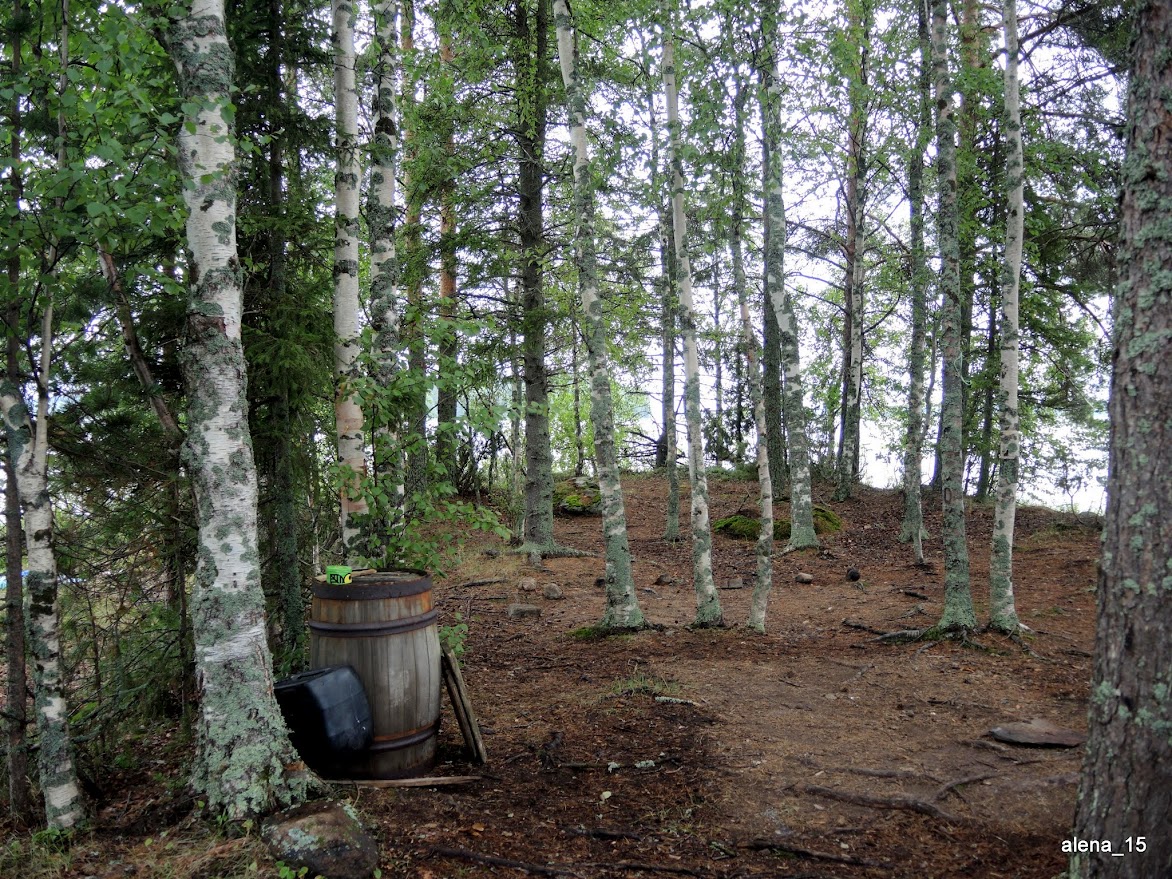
(3, 473), (1100, 879)
(368, 473), (1098, 879)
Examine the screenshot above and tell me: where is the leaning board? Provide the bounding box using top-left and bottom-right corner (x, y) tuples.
(441, 644), (487, 765)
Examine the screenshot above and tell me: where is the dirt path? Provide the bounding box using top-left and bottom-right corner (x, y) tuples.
(365, 474), (1098, 879)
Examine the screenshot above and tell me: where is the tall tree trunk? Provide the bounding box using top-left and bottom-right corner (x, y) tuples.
(988, 0), (1024, 633)
(899, 0), (931, 565)
(639, 31), (680, 540)
(931, 0), (976, 633)
(515, 0), (555, 555)
(3, 0), (31, 820)
(167, 0), (307, 818)
(332, 0), (367, 556)
(663, 21), (721, 627)
(435, 26), (459, 475)
(1072, 3), (1172, 872)
(834, 0), (870, 502)
(266, 0), (303, 667)
(400, 0), (429, 501)
(0, 0), (84, 829)
(730, 81), (773, 631)
(552, 0), (644, 629)
(760, 4), (819, 552)
(762, 286), (786, 493)
(370, 0), (405, 532)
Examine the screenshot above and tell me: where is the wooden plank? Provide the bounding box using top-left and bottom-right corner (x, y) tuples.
(442, 645), (487, 765)
(332, 775), (481, 788)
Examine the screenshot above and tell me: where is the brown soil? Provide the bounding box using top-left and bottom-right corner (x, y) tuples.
(370, 474), (1098, 879)
(4, 474), (1101, 879)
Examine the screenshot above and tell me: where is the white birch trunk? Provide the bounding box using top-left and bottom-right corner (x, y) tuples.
(662, 27), (721, 626)
(931, 0), (977, 632)
(168, 0), (307, 818)
(989, 0), (1024, 633)
(0, 349), (84, 831)
(0, 0), (84, 829)
(333, 0), (368, 555)
(552, 0), (644, 628)
(760, 7), (819, 552)
(369, 0), (405, 522)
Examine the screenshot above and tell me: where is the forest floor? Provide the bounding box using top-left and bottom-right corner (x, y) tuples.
(3, 472), (1101, 879)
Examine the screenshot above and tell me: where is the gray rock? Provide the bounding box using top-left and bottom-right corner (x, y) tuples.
(262, 800), (378, 879)
(720, 576), (745, 590)
(795, 572), (815, 584)
(507, 603), (542, 619)
(517, 577), (538, 593)
(542, 582), (564, 600)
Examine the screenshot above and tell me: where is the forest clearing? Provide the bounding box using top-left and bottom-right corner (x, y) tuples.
(3, 0), (1169, 876)
(2, 474), (1101, 878)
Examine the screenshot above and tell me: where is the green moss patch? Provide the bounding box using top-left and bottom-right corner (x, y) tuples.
(716, 506), (844, 541)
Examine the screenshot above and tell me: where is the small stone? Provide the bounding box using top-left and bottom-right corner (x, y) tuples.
(847, 567), (861, 581)
(517, 577), (538, 593)
(262, 800), (378, 879)
(720, 576), (745, 590)
(542, 582), (564, 600)
(507, 603), (542, 619)
(795, 572), (815, 584)
(483, 548), (500, 558)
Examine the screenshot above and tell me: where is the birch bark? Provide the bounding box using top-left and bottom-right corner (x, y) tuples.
(552, 0), (644, 629)
(662, 24), (721, 626)
(168, 0), (307, 817)
(899, 0), (932, 565)
(760, 5), (819, 552)
(931, 0), (977, 632)
(988, 0), (1024, 633)
(332, 0), (368, 555)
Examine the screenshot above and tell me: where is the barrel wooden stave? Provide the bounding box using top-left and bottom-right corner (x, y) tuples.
(309, 571), (441, 778)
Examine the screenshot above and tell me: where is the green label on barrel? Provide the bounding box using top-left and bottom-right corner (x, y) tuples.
(326, 565), (353, 585)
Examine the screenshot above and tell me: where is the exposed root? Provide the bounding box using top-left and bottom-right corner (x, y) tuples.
(800, 784), (962, 823)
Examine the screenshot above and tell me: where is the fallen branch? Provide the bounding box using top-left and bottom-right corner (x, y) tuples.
(742, 838), (886, 868)
(583, 861), (707, 877)
(333, 775), (481, 789)
(427, 845), (579, 877)
(841, 619), (888, 636)
(800, 784), (962, 823)
(566, 827), (648, 842)
(844, 766), (942, 783)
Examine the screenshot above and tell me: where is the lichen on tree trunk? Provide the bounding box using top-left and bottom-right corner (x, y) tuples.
(988, 0), (1023, 635)
(167, 0), (307, 818)
(1072, 2), (1172, 872)
(759, 6), (818, 554)
(930, 0), (976, 634)
(662, 24), (721, 627)
(552, 0), (644, 629)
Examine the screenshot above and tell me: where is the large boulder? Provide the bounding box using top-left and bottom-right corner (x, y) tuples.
(553, 476), (602, 515)
(262, 800), (378, 879)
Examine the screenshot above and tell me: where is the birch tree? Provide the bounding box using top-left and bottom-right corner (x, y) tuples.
(987, 0), (1023, 633)
(369, 0), (405, 519)
(760, 4), (819, 552)
(1072, 1), (1172, 871)
(663, 18), (721, 627)
(833, 0), (872, 503)
(552, 0), (644, 629)
(0, 0), (83, 830)
(166, 0), (307, 818)
(332, 0), (368, 555)
(899, 0), (932, 565)
(930, 0), (976, 633)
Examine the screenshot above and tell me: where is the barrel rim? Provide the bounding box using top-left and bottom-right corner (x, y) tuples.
(312, 568), (431, 600)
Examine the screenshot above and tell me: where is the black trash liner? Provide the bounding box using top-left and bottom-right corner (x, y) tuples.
(275, 665), (373, 776)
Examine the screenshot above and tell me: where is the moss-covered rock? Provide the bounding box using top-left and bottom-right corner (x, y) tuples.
(712, 514), (762, 540)
(715, 507), (844, 541)
(553, 477), (602, 515)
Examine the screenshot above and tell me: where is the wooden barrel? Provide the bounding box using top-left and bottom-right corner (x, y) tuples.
(309, 569), (441, 778)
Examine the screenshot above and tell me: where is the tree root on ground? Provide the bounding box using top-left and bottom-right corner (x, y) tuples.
(800, 784), (962, 823)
